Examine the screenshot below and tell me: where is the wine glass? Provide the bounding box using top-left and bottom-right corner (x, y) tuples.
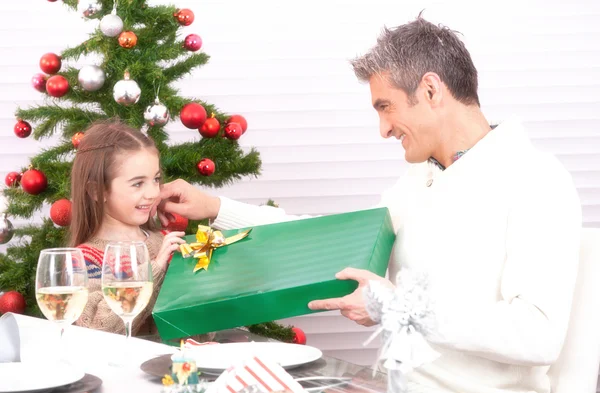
(101, 241), (153, 365)
(35, 248), (89, 362)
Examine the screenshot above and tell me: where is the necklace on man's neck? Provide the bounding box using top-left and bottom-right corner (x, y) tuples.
(428, 149), (470, 171)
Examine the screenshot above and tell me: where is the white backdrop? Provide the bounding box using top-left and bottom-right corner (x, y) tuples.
(0, 0), (599, 367)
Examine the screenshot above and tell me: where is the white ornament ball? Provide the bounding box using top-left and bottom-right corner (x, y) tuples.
(144, 101), (170, 127)
(0, 214), (14, 245)
(113, 73), (141, 106)
(78, 65), (106, 92)
(79, 1), (101, 18)
(100, 14), (124, 37)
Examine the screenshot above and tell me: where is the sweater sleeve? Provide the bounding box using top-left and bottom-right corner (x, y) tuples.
(211, 196), (316, 230)
(428, 159), (582, 366)
(212, 173), (408, 231)
(75, 247), (167, 335)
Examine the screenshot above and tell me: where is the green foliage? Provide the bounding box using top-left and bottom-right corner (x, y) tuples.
(247, 322), (296, 343)
(0, 220), (67, 317)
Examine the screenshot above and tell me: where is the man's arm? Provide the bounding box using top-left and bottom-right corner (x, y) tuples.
(428, 160), (582, 366)
(211, 196), (314, 230)
(213, 174), (408, 231)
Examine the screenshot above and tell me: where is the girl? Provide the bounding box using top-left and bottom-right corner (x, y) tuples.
(69, 120), (186, 335)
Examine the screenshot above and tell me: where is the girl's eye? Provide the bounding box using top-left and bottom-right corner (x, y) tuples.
(154, 176), (161, 183)
(133, 182), (142, 188)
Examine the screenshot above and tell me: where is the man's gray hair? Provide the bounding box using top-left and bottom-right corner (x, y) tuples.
(351, 15), (480, 107)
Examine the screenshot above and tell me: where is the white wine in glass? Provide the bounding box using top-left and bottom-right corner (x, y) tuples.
(102, 281), (153, 317)
(35, 248), (89, 362)
(101, 241), (153, 365)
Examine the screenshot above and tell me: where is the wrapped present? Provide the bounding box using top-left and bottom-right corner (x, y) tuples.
(153, 207), (396, 341)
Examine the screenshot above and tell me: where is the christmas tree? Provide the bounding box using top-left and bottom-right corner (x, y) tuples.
(0, 0), (295, 343)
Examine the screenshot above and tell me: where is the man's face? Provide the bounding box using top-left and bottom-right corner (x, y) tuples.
(369, 73), (439, 163)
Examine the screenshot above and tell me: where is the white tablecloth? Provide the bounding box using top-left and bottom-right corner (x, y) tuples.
(13, 314), (177, 392)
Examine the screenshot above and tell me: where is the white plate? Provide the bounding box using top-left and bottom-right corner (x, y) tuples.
(185, 342), (322, 372)
(0, 362), (84, 393)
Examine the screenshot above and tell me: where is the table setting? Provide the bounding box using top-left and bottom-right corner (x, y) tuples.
(0, 242), (388, 393)
(1, 312), (387, 393)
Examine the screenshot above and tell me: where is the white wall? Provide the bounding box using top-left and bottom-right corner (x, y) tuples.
(0, 0), (599, 368)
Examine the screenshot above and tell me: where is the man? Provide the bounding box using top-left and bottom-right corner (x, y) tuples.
(156, 16), (581, 393)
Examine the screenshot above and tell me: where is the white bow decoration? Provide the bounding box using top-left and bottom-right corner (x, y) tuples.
(363, 269), (440, 392)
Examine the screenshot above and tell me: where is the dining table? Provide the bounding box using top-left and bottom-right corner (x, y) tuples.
(9, 314), (388, 393)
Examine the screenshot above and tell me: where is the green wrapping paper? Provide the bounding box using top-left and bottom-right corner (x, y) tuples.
(152, 207), (396, 341)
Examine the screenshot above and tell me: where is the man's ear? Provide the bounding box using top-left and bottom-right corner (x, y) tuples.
(421, 72), (443, 106)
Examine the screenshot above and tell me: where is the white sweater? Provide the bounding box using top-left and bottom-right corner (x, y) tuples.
(212, 117), (582, 393)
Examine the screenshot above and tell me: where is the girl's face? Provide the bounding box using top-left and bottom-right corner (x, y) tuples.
(103, 149), (161, 227)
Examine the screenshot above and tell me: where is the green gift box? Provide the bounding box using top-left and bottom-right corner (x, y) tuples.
(152, 207), (396, 341)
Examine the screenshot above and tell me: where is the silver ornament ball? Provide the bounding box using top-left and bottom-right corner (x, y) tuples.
(79, 1), (101, 18)
(78, 65), (106, 92)
(100, 14), (123, 37)
(0, 214), (14, 245)
(113, 74), (141, 106)
(144, 101), (170, 126)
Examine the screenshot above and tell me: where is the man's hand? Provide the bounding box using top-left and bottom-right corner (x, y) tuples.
(308, 267), (394, 326)
(152, 179), (221, 226)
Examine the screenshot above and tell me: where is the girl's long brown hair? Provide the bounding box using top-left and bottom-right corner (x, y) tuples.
(69, 119), (160, 247)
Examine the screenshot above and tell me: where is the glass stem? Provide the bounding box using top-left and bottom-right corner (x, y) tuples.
(59, 326), (67, 363)
(124, 318), (133, 362)
(125, 319), (132, 340)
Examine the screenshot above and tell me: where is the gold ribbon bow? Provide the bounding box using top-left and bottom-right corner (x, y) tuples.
(179, 225), (251, 272)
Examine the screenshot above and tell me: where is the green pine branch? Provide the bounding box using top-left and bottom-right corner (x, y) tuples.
(61, 0), (80, 10)
(31, 143), (75, 166)
(246, 322), (295, 343)
(16, 106), (104, 140)
(161, 142), (261, 188)
(0, 220), (67, 317)
(163, 53), (210, 81)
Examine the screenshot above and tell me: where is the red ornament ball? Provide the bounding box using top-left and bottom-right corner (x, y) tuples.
(224, 122), (243, 140)
(200, 117), (220, 138)
(50, 199), (72, 227)
(71, 132), (85, 149)
(197, 158), (215, 176)
(163, 213), (189, 232)
(183, 34), (202, 52)
(292, 327), (306, 345)
(21, 169), (48, 195)
(180, 103), (207, 129)
(227, 114), (248, 134)
(39, 53), (61, 74)
(174, 9), (194, 26)
(5, 172), (22, 188)
(46, 75), (69, 98)
(31, 73), (47, 93)
(14, 120), (32, 138)
(118, 31), (138, 49)
(0, 291), (26, 315)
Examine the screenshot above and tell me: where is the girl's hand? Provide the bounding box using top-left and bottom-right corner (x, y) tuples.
(156, 231), (186, 270)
